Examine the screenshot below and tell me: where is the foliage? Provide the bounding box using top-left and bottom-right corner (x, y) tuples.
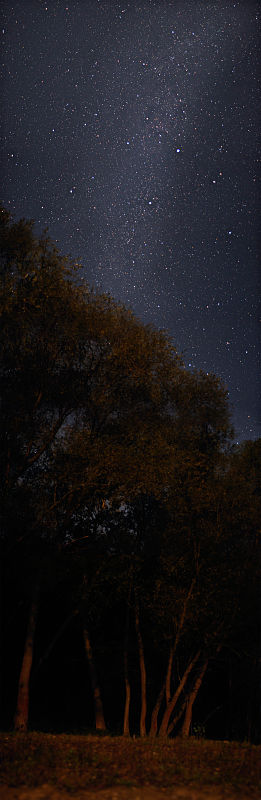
(0, 208), (259, 742)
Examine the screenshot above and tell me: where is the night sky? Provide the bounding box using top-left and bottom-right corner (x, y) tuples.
(1, 0), (260, 442)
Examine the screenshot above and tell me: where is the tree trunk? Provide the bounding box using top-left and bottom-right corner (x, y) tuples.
(167, 699), (187, 736)
(83, 627), (106, 731)
(165, 643), (175, 704)
(135, 597), (147, 736)
(149, 577), (196, 736)
(13, 584), (39, 731)
(149, 682), (165, 737)
(181, 658), (209, 737)
(149, 645), (174, 737)
(158, 650), (200, 737)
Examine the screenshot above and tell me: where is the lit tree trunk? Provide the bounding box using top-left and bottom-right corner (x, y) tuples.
(83, 627), (106, 731)
(149, 578), (196, 737)
(159, 650), (200, 737)
(149, 645), (175, 737)
(13, 584), (39, 731)
(149, 682), (165, 738)
(167, 699), (187, 736)
(181, 658), (209, 737)
(165, 644), (174, 705)
(135, 597), (147, 736)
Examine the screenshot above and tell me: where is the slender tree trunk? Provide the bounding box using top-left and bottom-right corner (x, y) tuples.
(13, 584), (39, 731)
(158, 650), (200, 737)
(149, 682), (165, 737)
(181, 658), (209, 737)
(167, 699), (187, 736)
(135, 597), (147, 736)
(83, 627), (106, 731)
(149, 644), (176, 737)
(165, 582), (195, 705)
(165, 643), (175, 704)
(149, 578), (196, 737)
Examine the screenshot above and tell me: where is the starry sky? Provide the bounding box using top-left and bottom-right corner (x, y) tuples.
(1, 0), (260, 441)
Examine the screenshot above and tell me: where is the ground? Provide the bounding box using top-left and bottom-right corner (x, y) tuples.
(0, 787), (258, 800)
(1, 734), (260, 800)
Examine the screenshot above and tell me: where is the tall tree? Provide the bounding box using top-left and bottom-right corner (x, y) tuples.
(1, 208), (239, 735)
(0, 208), (182, 729)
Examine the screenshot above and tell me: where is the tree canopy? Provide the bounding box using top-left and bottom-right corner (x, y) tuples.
(1, 208), (259, 741)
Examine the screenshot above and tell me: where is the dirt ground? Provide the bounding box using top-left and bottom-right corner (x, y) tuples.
(0, 785), (258, 800)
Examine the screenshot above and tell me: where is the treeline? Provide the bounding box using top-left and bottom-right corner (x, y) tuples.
(1, 207), (260, 740)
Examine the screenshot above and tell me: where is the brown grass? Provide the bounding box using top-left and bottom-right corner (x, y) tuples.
(0, 733), (260, 795)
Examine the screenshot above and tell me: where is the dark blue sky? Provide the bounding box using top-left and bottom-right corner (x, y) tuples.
(1, 0), (260, 441)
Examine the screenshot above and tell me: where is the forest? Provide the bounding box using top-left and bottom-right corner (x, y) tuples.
(1, 206), (260, 743)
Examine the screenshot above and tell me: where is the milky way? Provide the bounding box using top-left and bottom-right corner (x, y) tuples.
(1, 0), (260, 440)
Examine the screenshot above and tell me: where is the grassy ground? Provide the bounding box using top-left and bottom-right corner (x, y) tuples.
(0, 733), (260, 796)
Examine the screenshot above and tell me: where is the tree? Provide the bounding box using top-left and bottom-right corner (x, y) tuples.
(1, 208), (239, 735)
(0, 207), (94, 728)
(0, 208), (182, 729)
